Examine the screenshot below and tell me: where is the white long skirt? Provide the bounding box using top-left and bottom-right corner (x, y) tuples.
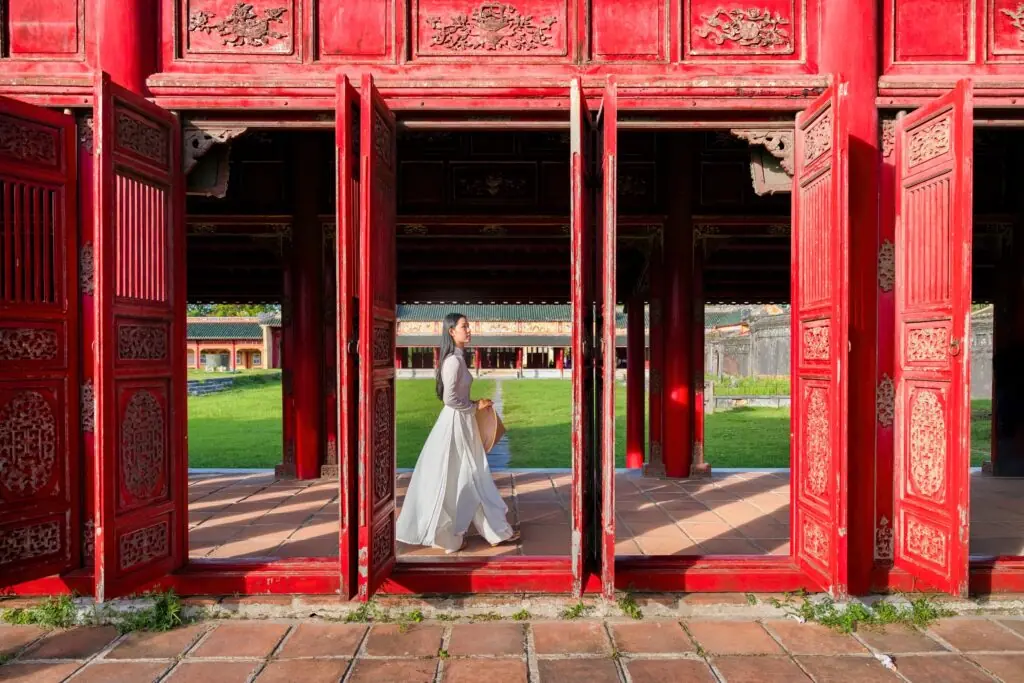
(396, 405), (514, 552)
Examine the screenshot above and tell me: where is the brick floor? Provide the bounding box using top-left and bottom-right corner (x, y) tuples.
(188, 470), (1024, 559)
(3, 616), (1023, 682)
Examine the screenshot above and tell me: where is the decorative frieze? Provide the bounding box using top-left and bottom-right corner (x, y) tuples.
(730, 129), (795, 174)
(0, 391), (58, 498)
(81, 380), (96, 433)
(80, 243), (95, 295)
(116, 110), (169, 168)
(0, 520), (61, 567)
(877, 241), (895, 293)
(907, 116), (951, 168)
(183, 125), (246, 173)
(802, 111), (833, 164)
(0, 113), (58, 165)
(874, 516), (893, 561)
(694, 7), (793, 52)
(0, 328), (59, 361)
(876, 374), (895, 428)
(189, 3), (289, 48)
(119, 522), (169, 570)
(426, 3), (558, 52)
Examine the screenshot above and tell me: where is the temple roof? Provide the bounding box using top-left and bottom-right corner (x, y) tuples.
(187, 321), (264, 341)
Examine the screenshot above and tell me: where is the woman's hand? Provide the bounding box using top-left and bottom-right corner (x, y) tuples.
(476, 399), (493, 410)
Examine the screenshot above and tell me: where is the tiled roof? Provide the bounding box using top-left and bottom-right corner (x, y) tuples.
(187, 321), (263, 341)
(398, 334), (645, 348)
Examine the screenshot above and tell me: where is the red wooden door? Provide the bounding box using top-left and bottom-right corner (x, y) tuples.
(93, 74), (187, 600)
(791, 80), (849, 594)
(336, 74), (360, 599)
(598, 79), (618, 600)
(0, 98), (79, 588)
(893, 80), (973, 596)
(570, 78), (596, 596)
(356, 74), (398, 600)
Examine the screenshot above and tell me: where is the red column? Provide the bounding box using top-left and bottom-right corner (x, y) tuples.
(229, 342), (237, 371)
(662, 137), (695, 478)
(626, 296), (646, 469)
(555, 348), (564, 377)
(290, 137), (325, 480)
(646, 241), (665, 477)
(95, 0), (156, 94)
(395, 347), (403, 369)
(433, 347), (440, 369)
(692, 241), (710, 476)
(516, 348), (523, 369)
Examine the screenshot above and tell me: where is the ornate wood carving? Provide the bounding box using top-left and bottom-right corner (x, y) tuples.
(372, 386), (394, 508)
(877, 240), (895, 292)
(183, 125), (246, 173)
(907, 327), (948, 362)
(730, 129), (794, 174)
(906, 517), (945, 565)
(880, 116), (896, 158)
(909, 391), (945, 498)
(81, 380), (95, 433)
(876, 374), (895, 428)
(802, 111), (832, 164)
(0, 328), (59, 361)
(80, 242), (95, 295)
(118, 325), (169, 361)
(0, 114), (58, 165)
(116, 111), (169, 168)
(907, 116), (951, 167)
(119, 522), (169, 570)
(874, 516), (893, 561)
(802, 325), (829, 361)
(373, 111), (392, 166)
(0, 391), (57, 498)
(427, 3), (558, 52)
(120, 390), (167, 507)
(189, 3), (289, 48)
(402, 224), (428, 236)
(802, 518), (829, 565)
(694, 7), (793, 52)
(805, 386), (829, 497)
(77, 114), (94, 155)
(82, 520), (95, 562)
(1001, 4), (1024, 43)
(0, 520), (61, 567)
(373, 326), (392, 365)
(371, 520), (394, 573)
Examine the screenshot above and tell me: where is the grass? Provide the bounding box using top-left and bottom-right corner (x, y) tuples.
(769, 592), (953, 633)
(708, 375), (791, 397)
(187, 377), (283, 468)
(187, 368), (280, 381)
(396, 379), (495, 468)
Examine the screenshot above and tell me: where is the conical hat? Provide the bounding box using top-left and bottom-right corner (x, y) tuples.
(475, 405), (506, 453)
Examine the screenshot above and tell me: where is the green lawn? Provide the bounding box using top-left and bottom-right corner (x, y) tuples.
(187, 378), (995, 470)
(187, 368), (281, 382)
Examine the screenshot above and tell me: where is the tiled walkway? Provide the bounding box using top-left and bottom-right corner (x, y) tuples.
(188, 470), (1024, 560)
(3, 616), (1024, 682)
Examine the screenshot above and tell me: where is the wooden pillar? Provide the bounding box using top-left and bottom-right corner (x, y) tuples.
(277, 253), (297, 478)
(663, 137), (695, 479)
(821, 0), (879, 595)
(992, 219), (1024, 476)
(646, 239), (665, 477)
(395, 347), (403, 369)
(692, 240), (710, 476)
(433, 347), (440, 369)
(95, 0), (156, 94)
(290, 136), (325, 481)
(229, 341), (237, 371)
(626, 296), (646, 469)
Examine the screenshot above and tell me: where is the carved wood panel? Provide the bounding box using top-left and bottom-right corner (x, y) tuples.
(685, 0), (803, 61)
(7, 0), (82, 58)
(316, 0), (394, 60)
(182, 0), (297, 59)
(414, 1), (570, 59)
(591, 0), (666, 61)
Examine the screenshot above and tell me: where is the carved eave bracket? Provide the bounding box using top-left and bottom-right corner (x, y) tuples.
(730, 129), (794, 175)
(184, 125), (247, 173)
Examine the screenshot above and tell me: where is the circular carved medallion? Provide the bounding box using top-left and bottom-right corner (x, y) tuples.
(805, 387), (829, 497)
(121, 390), (166, 502)
(909, 391), (945, 497)
(0, 391), (57, 498)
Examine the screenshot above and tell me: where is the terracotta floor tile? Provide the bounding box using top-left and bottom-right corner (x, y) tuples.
(104, 624), (206, 659)
(253, 659), (350, 683)
(928, 619), (1024, 652)
(191, 622), (290, 658)
(795, 656), (902, 682)
(532, 622), (610, 655)
(971, 654), (1024, 681)
(276, 623), (365, 658)
(536, 659), (620, 683)
(766, 620), (867, 655)
(892, 654), (994, 682)
(364, 624), (443, 657)
(347, 659), (437, 683)
(0, 626), (44, 657)
(443, 659), (528, 683)
(684, 620), (781, 655)
(447, 622), (525, 656)
(609, 621), (694, 654)
(626, 659), (717, 683)
(0, 662), (84, 682)
(162, 661), (261, 683)
(21, 626), (119, 660)
(712, 655), (812, 682)
(693, 539), (763, 555)
(65, 662), (172, 682)
(855, 626), (946, 654)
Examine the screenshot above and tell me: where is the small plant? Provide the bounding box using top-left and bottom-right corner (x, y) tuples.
(469, 612), (502, 622)
(395, 608), (424, 634)
(438, 648), (450, 659)
(511, 609), (531, 621)
(109, 591), (185, 634)
(559, 602), (590, 620)
(745, 593), (757, 606)
(1, 595), (78, 630)
(694, 644), (708, 658)
(435, 612), (460, 622)
(617, 593), (643, 620)
(781, 594), (953, 633)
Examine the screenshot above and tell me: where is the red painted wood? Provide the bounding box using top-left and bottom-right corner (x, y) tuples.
(569, 77), (594, 597)
(791, 79), (849, 596)
(93, 73), (186, 601)
(626, 296), (644, 469)
(647, 240), (664, 474)
(691, 241), (706, 472)
(336, 73), (360, 600)
(616, 557), (811, 593)
(0, 97), (79, 589)
(356, 74), (398, 601)
(96, 0), (155, 95)
(78, 112), (98, 574)
(599, 78), (618, 601)
(892, 80), (973, 597)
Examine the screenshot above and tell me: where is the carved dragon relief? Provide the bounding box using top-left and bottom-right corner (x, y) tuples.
(730, 129), (795, 175)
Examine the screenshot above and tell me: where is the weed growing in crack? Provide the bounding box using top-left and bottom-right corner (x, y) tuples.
(772, 593), (953, 633)
(617, 593), (643, 620)
(560, 602), (591, 620)
(511, 609), (531, 621)
(1, 595), (78, 629)
(109, 591), (186, 634)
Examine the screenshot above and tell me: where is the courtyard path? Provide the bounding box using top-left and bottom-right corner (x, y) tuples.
(486, 380), (511, 471)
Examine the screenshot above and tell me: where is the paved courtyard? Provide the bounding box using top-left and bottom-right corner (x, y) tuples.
(2, 614), (1024, 682)
(187, 470), (1024, 560)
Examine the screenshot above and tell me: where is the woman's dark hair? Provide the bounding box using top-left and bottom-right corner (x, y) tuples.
(436, 313), (466, 400)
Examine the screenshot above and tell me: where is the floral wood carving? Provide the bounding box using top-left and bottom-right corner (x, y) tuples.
(909, 391), (945, 498)
(80, 242), (95, 295)
(803, 325), (830, 361)
(183, 126), (246, 173)
(189, 3), (288, 48)
(456, 173), (528, 199)
(874, 516), (894, 561)
(118, 325), (168, 361)
(120, 390), (167, 506)
(0, 114), (58, 165)
(403, 224), (428, 236)
(880, 117), (896, 158)
(876, 374), (895, 428)
(694, 8), (793, 51)
(77, 114), (94, 155)
(0, 329), (58, 361)
(0, 391), (57, 498)
(81, 380), (95, 433)
(116, 111), (169, 168)
(907, 327), (948, 362)
(878, 240), (895, 292)
(730, 130), (795, 174)
(1002, 4), (1024, 43)
(373, 326), (392, 365)
(906, 517), (945, 565)
(372, 387), (394, 508)
(805, 386), (829, 497)
(372, 520), (394, 572)
(908, 116), (951, 167)
(119, 522), (169, 570)
(372, 111), (392, 167)
(802, 518), (828, 565)
(82, 519), (95, 562)
(427, 3), (557, 52)
(803, 111), (833, 164)
(0, 520), (61, 566)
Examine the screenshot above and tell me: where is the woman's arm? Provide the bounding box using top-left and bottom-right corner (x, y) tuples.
(441, 356), (476, 413)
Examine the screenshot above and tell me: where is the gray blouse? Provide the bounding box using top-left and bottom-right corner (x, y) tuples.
(441, 348), (475, 413)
